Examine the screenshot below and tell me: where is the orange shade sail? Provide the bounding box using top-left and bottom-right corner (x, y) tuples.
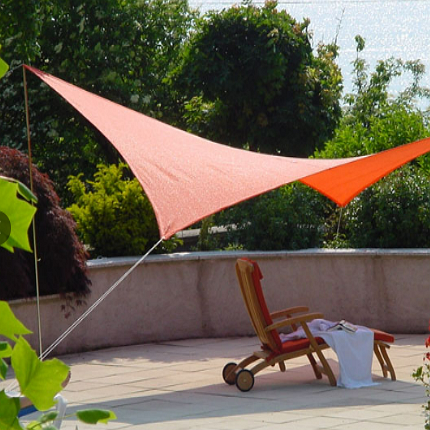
(25, 65), (430, 239)
(301, 138), (430, 206)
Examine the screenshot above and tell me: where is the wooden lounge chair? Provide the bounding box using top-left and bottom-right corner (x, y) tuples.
(222, 258), (396, 391)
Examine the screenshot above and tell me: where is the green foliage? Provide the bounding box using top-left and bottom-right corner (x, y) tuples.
(315, 102), (430, 158)
(0, 2), (43, 63)
(36, 0), (194, 115)
(68, 163), (180, 257)
(345, 35), (430, 126)
(193, 216), (219, 251)
(76, 410), (117, 425)
(172, 0), (342, 157)
(0, 390), (21, 430)
(216, 184), (329, 251)
(0, 301), (117, 429)
(0, 0), (195, 204)
(316, 36), (430, 159)
(322, 232), (350, 250)
(338, 166), (430, 248)
(0, 302), (31, 342)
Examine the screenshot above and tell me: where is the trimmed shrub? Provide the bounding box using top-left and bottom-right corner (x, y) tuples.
(67, 163), (179, 257)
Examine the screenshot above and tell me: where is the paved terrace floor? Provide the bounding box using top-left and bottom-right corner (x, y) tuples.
(11, 334), (430, 429)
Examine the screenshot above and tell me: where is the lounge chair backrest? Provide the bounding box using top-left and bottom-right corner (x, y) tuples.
(235, 258), (282, 352)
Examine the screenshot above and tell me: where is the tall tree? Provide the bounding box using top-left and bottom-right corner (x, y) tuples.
(0, 0), (195, 203)
(172, 0), (343, 157)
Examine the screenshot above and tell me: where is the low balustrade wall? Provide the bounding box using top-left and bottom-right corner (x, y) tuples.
(9, 249), (430, 356)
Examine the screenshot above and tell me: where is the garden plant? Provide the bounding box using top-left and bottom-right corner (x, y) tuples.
(412, 324), (430, 429)
(0, 300), (116, 430)
(0, 147), (91, 302)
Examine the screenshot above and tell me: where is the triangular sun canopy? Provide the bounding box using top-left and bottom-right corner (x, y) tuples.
(25, 65), (430, 239)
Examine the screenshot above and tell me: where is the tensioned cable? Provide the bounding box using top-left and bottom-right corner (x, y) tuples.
(40, 237), (164, 360)
(6, 237), (163, 394)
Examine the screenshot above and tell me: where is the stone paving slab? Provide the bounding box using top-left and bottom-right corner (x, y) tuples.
(4, 334), (429, 429)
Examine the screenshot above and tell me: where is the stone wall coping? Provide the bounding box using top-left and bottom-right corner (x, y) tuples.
(87, 248), (430, 269)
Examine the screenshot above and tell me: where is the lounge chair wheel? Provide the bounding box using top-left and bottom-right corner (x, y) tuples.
(235, 369), (254, 392)
(222, 362), (237, 385)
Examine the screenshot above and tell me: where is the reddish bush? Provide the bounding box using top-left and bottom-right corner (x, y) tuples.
(0, 146), (91, 302)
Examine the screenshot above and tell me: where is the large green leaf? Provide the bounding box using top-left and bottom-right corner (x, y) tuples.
(0, 342), (12, 358)
(0, 176), (38, 205)
(0, 390), (23, 430)
(0, 178), (37, 253)
(76, 409), (117, 424)
(0, 358), (8, 380)
(0, 57), (8, 79)
(12, 338), (69, 411)
(0, 302), (32, 342)
(0, 342), (12, 380)
(26, 411), (59, 429)
(15, 181), (37, 204)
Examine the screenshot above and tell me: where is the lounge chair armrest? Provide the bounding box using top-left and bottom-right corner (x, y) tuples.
(265, 312), (324, 332)
(270, 306), (310, 319)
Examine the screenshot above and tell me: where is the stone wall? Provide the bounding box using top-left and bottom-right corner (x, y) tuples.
(10, 249), (430, 356)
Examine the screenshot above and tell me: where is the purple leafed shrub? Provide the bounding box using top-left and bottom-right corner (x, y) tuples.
(0, 146), (91, 305)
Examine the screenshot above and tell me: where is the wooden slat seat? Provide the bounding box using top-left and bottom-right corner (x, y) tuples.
(222, 258), (396, 392)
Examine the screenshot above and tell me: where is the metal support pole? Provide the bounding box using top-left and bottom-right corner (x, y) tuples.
(23, 66), (43, 357)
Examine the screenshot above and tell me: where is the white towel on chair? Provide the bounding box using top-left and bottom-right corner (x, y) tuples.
(280, 319), (377, 389)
